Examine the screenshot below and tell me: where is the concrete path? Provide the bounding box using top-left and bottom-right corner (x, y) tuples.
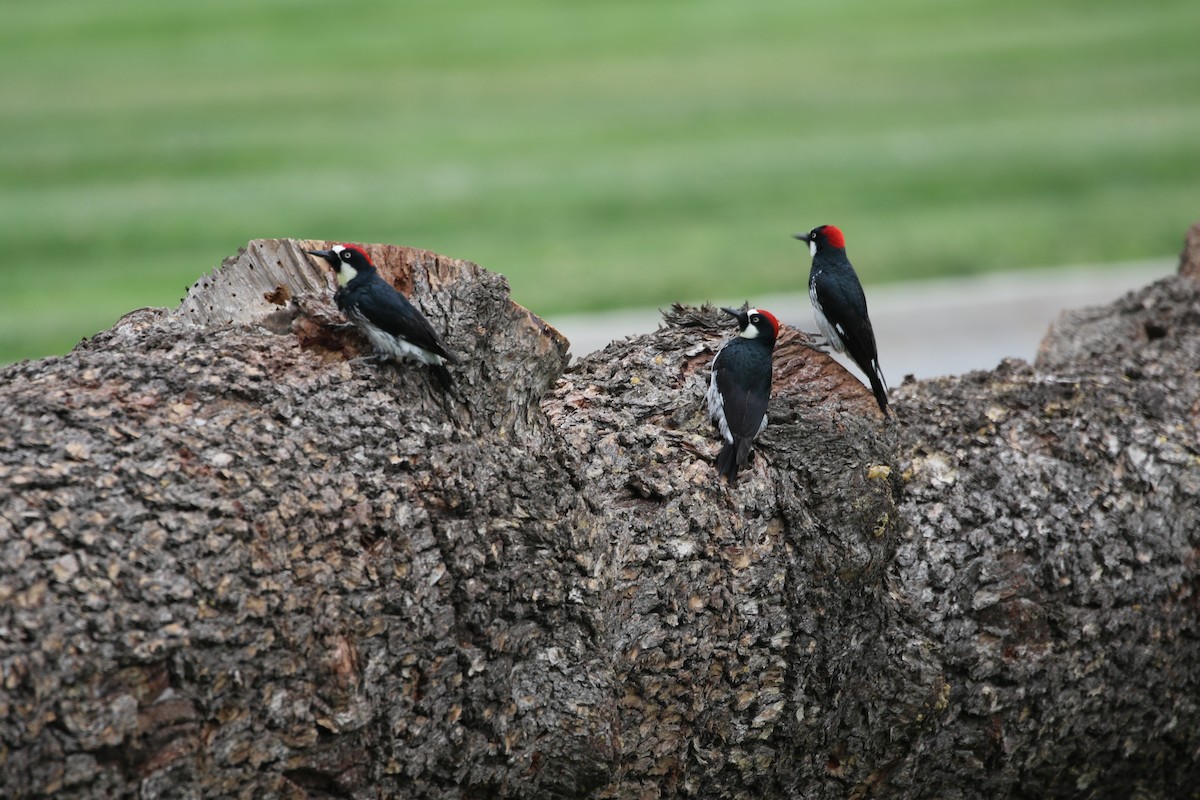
(545, 259), (1174, 382)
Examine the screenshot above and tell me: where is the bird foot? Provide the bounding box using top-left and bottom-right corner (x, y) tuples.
(803, 333), (832, 354)
(347, 354), (388, 366)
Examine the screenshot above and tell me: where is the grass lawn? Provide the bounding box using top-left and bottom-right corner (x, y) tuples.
(2, 0), (1198, 363)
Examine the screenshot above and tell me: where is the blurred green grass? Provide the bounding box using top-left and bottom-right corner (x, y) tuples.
(2, 0), (1198, 363)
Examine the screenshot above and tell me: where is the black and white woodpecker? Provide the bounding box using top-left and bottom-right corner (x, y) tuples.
(306, 243), (458, 390)
(794, 225), (890, 415)
(706, 307), (780, 483)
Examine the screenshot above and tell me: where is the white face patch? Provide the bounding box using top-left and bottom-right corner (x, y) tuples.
(330, 245), (356, 286)
(808, 239), (817, 258)
(739, 308), (762, 339)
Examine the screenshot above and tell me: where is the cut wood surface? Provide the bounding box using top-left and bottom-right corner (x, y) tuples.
(1, 229), (1198, 799)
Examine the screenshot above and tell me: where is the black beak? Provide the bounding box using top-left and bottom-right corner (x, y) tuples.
(792, 232), (811, 242)
(720, 306), (748, 327)
(305, 249), (337, 266)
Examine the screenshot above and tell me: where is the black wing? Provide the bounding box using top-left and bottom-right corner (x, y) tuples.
(714, 342), (771, 440)
(813, 273), (878, 375)
(354, 282), (458, 364)
(813, 272), (889, 413)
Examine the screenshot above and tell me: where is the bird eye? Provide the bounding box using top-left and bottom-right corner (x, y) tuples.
(341, 251), (351, 261)
(750, 314), (760, 324)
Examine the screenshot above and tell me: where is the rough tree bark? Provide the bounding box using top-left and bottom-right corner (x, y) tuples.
(1, 230), (1197, 799)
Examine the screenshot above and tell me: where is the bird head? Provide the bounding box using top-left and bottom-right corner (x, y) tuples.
(305, 243), (376, 286)
(793, 224), (846, 257)
(721, 307), (780, 344)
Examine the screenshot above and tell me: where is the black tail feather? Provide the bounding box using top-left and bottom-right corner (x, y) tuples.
(866, 362), (890, 416)
(716, 437), (754, 483)
(845, 342), (890, 416)
(429, 363), (454, 393)
(873, 371), (892, 419)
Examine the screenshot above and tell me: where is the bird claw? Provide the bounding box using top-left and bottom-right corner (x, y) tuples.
(347, 354), (388, 366)
(803, 333), (832, 354)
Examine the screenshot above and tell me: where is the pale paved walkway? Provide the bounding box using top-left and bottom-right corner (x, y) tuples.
(545, 259), (1174, 382)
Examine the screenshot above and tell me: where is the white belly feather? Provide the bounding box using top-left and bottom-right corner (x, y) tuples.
(353, 313), (446, 367)
(810, 277), (845, 353)
(707, 367), (733, 445)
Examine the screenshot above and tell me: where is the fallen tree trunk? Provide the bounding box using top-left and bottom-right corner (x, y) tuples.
(1, 232), (1197, 799)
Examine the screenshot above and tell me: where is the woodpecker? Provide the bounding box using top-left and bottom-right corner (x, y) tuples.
(707, 307), (780, 483)
(793, 225), (890, 415)
(306, 244), (458, 390)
